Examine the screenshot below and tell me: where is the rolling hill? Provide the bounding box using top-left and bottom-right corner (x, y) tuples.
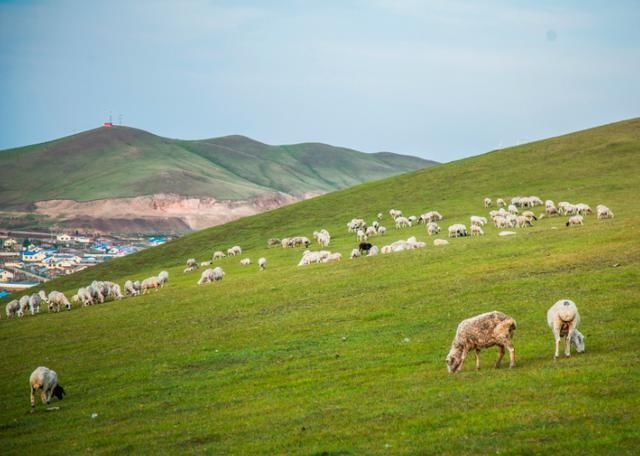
(0, 126), (434, 232)
(0, 118), (638, 454)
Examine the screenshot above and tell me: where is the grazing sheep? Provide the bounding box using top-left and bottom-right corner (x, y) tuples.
(17, 295), (30, 317)
(566, 215), (584, 227)
(516, 215), (533, 228)
(141, 276), (162, 294)
(377, 226), (387, 236)
(30, 366), (65, 407)
(483, 197), (492, 208)
(470, 225), (484, 236)
(447, 224), (468, 238)
(350, 248), (361, 259)
(381, 245), (392, 254)
(240, 258), (251, 266)
(227, 247), (236, 256)
(389, 209), (402, 219)
(29, 293), (43, 315)
(433, 239), (449, 246)
(377, 212), (383, 220)
(395, 216), (411, 229)
(200, 261), (212, 267)
(508, 204), (519, 215)
(158, 271), (169, 286)
(470, 216), (487, 227)
(545, 205), (559, 216)
(347, 218), (366, 233)
(213, 250), (226, 259)
(365, 226), (377, 237)
(408, 215), (418, 224)
(496, 198), (506, 207)
(184, 258), (198, 272)
(124, 280), (139, 297)
(47, 291), (71, 312)
(359, 242), (373, 254)
(323, 252), (342, 263)
(596, 204), (614, 219)
(314, 229), (331, 247)
(575, 203), (593, 215)
(298, 250), (330, 266)
(5, 299), (19, 318)
(258, 257), (267, 271)
(197, 267), (225, 285)
(87, 283), (105, 303)
(446, 311), (517, 373)
(547, 299), (585, 359)
(356, 229), (368, 242)
(368, 245), (380, 256)
(372, 220), (380, 230)
(521, 210), (537, 221)
(426, 222), (440, 236)
(267, 238), (281, 248)
(492, 215), (509, 228)
(76, 287), (94, 306)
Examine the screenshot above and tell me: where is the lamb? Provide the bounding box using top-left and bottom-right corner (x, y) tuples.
(350, 248), (361, 259)
(419, 211), (443, 224)
(470, 216), (487, 226)
(508, 204), (519, 215)
(596, 204), (614, 219)
(394, 216), (411, 229)
(433, 239), (449, 246)
(200, 261), (212, 267)
(365, 226), (377, 237)
(158, 271), (169, 286)
(5, 299), (19, 318)
(426, 222), (440, 236)
(368, 245), (380, 256)
(184, 258), (198, 272)
(446, 311), (517, 373)
(496, 198), (506, 207)
(356, 229), (368, 242)
(47, 291), (71, 312)
(470, 225), (484, 236)
(298, 250), (330, 265)
(347, 219), (366, 232)
(213, 250), (226, 259)
(87, 283), (105, 303)
(575, 203), (592, 215)
(408, 215), (418, 224)
(566, 215), (584, 227)
(377, 226), (387, 236)
(258, 257), (267, 271)
(377, 212), (383, 220)
(516, 215), (533, 228)
(76, 287), (94, 306)
(227, 247), (237, 256)
(547, 299), (585, 358)
(231, 246), (242, 255)
(448, 224), (468, 238)
(545, 205), (559, 216)
(483, 197), (492, 208)
(141, 276), (162, 294)
(314, 229), (331, 247)
(389, 209), (402, 219)
(30, 366), (65, 407)
(197, 267), (225, 285)
(240, 258), (251, 265)
(521, 210), (537, 221)
(323, 252), (342, 263)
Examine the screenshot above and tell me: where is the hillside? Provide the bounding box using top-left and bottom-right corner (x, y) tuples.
(1, 118), (639, 454)
(0, 126), (435, 233)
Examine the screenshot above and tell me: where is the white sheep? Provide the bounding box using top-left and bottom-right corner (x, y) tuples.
(470, 225), (484, 236)
(377, 226), (387, 236)
(240, 258), (251, 265)
(124, 280), (139, 297)
(158, 271), (169, 286)
(141, 276), (162, 294)
(516, 215), (533, 228)
(498, 231), (516, 236)
(447, 224), (468, 238)
(356, 229), (368, 242)
(394, 216), (411, 229)
(547, 299), (585, 358)
(496, 198), (506, 207)
(368, 245), (380, 256)
(197, 267), (225, 285)
(365, 226), (377, 237)
(446, 311), (517, 373)
(47, 291), (71, 312)
(5, 299), (19, 318)
(408, 215), (418, 224)
(426, 222), (440, 236)
(575, 203), (592, 215)
(29, 293), (43, 315)
(381, 245), (392, 254)
(350, 248), (361, 259)
(213, 250), (226, 259)
(258, 257), (267, 271)
(470, 216), (487, 226)
(17, 295), (30, 317)
(508, 204), (519, 215)
(483, 197), (492, 208)
(389, 209), (402, 219)
(433, 239), (449, 246)
(184, 258), (198, 272)
(566, 215), (584, 227)
(77, 287), (94, 306)
(200, 261), (212, 267)
(596, 204), (614, 219)
(30, 366), (65, 407)
(323, 252), (342, 262)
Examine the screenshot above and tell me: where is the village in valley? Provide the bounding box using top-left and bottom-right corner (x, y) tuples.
(0, 231), (173, 299)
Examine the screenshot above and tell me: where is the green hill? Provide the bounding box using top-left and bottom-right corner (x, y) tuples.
(0, 127), (435, 208)
(1, 118), (639, 454)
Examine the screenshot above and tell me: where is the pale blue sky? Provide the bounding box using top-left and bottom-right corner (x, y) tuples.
(1, 0), (638, 161)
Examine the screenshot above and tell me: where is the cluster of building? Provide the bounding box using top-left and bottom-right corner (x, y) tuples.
(0, 232), (172, 296)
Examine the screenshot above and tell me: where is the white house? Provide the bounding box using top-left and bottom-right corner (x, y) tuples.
(0, 268), (15, 282)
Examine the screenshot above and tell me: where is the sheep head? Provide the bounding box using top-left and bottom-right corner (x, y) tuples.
(446, 345), (464, 373)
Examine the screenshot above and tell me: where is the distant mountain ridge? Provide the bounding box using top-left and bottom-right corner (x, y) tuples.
(0, 126), (435, 232)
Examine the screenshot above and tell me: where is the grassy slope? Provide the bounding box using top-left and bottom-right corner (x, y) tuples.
(0, 119), (639, 454)
(0, 128), (435, 208)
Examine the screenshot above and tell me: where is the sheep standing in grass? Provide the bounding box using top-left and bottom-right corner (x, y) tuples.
(184, 258), (198, 272)
(470, 225), (484, 236)
(566, 215), (584, 227)
(446, 311), (517, 373)
(547, 299), (585, 359)
(17, 295), (30, 317)
(395, 216), (411, 229)
(158, 271), (169, 286)
(427, 222), (440, 236)
(496, 198), (506, 208)
(483, 197), (492, 208)
(197, 267), (225, 285)
(240, 258), (251, 266)
(141, 277), (162, 294)
(29, 293), (43, 315)
(368, 246), (380, 256)
(448, 224), (468, 238)
(350, 248), (361, 259)
(377, 226), (387, 236)
(5, 299), (19, 318)
(47, 291), (71, 312)
(596, 204), (614, 219)
(213, 250), (226, 259)
(30, 366), (65, 408)
(258, 257), (267, 271)
(267, 238), (281, 248)
(124, 280), (139, 297)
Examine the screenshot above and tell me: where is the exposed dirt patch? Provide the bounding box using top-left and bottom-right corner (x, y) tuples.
(32, 192), (304, 234)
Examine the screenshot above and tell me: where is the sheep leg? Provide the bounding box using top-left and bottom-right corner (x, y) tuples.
(475, 349), (481, 370)
(41, 390), (48, 404)
(495, 345), (505, 368)
(507, 343), (516, 368)
(456, 349), (469, 373)
(564, 331), (573, 357)
(31, 386), (36, 407)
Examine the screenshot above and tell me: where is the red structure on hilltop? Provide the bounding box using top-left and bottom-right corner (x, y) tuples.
(103, 122), (113, 127)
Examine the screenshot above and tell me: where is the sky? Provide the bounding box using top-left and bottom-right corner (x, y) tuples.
(0, 0), (638, 162)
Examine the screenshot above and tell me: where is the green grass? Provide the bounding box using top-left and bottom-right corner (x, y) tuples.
(0, 127), (434, 208)
(1, 118), (639, 454)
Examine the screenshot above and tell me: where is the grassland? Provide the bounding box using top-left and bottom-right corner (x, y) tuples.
(0, 119), (639, 454)
(0, 127), (434, 208)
